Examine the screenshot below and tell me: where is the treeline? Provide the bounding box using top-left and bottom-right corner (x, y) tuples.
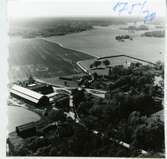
(142, 30), (165, 38)
(9, 17), (136, 38)
(9, 20), (93, 38)
(120, 25), (149, 31)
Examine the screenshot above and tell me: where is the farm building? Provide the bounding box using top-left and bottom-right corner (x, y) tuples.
(10, 84), (50, 107)
(27, 83), (54, 95)
(48, 93), (69, 108)
(16, 122), (37, 138)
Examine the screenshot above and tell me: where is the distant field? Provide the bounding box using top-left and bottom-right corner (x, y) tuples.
(78, 55), (156, 75)
(8, 38), (94, 82)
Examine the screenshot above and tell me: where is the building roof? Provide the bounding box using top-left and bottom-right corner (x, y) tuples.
(10, 85), (45, 104)
(46, 92), (59, 98)
(27, 83), (47, 91)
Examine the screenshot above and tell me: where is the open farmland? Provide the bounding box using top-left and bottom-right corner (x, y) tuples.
(78, 55), (156, 76)
(8, 38), (94, 82)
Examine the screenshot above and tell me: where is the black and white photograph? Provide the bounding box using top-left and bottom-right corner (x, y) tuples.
(6, 0), (165, 157)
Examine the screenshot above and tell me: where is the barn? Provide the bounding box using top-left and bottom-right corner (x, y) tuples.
(10, 85), (50, 107)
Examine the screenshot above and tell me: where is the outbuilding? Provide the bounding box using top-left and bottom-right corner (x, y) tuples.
(10, 84), (50, 107)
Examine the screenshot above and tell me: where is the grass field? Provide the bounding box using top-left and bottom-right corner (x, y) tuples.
(78, 55), (156, 75)
(8, 38), (94, 82)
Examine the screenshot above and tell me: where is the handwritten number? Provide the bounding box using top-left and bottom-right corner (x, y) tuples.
(143, 10), (156, 23)
(113, 2), (128, 13)
(141, 0), (148, 10)
(119, 2), (128, 12)
(113, 2), (120, 11)
(128, 3), (141, 14)
(113, 0), (156, 22)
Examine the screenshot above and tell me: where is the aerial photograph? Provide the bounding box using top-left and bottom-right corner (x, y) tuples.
(7, 0), (165, 157)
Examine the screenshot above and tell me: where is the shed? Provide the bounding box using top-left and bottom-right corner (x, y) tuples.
(16, 122), (37, 138)
(10, 85), (50, 107)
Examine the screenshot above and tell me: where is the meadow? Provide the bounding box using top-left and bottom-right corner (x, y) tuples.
(8, 38), (93, 82)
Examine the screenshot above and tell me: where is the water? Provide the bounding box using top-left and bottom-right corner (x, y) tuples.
(8, 106), (40, 133)
(46, 25), (164, 63)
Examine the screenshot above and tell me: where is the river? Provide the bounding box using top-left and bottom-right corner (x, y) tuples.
(46, 25), (164, 63)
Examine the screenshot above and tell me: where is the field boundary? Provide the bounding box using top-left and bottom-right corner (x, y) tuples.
(97, 54), (156, 66)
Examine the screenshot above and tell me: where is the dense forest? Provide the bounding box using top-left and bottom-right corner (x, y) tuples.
(9, 17), (150, 38)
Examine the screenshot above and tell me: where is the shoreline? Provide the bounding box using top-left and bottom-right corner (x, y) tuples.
(9, 26), (95, 40)
(8, 103), (44, 134)
(40, 38), (98, 59)
(10, 24), (164, 63)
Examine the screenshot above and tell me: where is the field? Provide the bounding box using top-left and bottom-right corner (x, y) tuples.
(8, 38), (94, 82)
(78, 55), (156, 76)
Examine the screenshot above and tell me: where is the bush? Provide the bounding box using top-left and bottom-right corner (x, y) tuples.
(129, 114), (164, 152)
(48, 109), (66, 122)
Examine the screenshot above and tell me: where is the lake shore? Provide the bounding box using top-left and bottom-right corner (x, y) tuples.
(44, 25), (164, 63)
(8, 104), (42, 133)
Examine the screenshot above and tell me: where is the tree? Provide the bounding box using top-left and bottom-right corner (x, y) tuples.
(103, 59), (110, 67)
(90, 64), (94, 69)
(34, 145), (52, 156)
(49, 147), (58, 156)
(93, 60), (101, 68)
(25, 137), (50, 152)
(14, 145), (30, 156)
(128, 111), (146, 128)
(78, 101), (93, 115)
(108, 67), (112, 76)
(155, 61), (164, 70)
(48, 109), (66, 122)
(89, 104), (103, 118)
(130, 115), (164, 152)
(28, 74), (35, 84)
(92, 72), (98, 80)
(71, 88), (85, 109)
